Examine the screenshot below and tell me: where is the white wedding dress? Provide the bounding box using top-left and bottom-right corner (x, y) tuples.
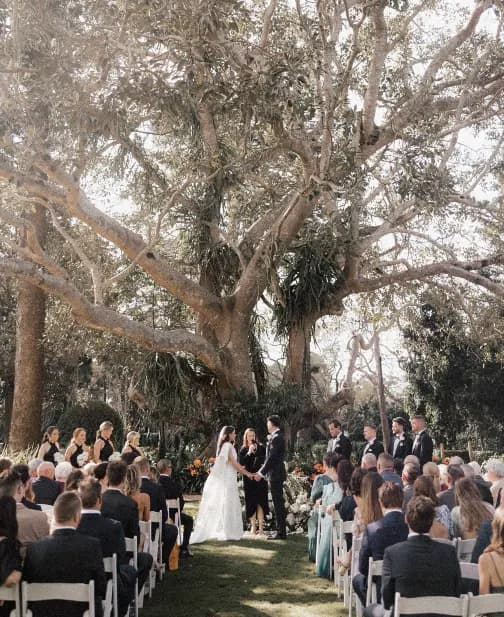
(190, 441), (244, 543)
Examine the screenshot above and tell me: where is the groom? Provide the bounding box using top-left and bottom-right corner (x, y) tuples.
(254, 415), (287, 540)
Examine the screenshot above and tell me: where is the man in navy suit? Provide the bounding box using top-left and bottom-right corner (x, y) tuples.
(353, 482), (408, 605)
(377, 453), (402, 486)
(135, 457), (178, 562)
(255, 415), (287, 540)
(31, 462), (61, 505)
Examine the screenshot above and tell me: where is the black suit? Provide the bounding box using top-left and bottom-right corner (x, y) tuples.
(362, 440), (385, 459)
(471, 519), (492, 563)
(474, 476), (493, 506)
(77, 513), (137, 617)
(388, 434), (413, 462)
(411, 431), (433, 467)
(22, 497), (42, 511)
(140, 477), (178, 561)
(31, 476), (61, 506)
(327, 434), (352, 459)
(23, 528), (106, 617)
(437, 487), (456, 511)
(159, 474), (194, 549)
(353, 510), (408, 604)
(365, 535), (461, 617)
(259, 430), (287, 537)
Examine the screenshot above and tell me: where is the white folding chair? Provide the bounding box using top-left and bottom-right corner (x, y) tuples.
(22, 581), (95, 617)
(349, 535), (363, 617)
(432, 537), (457, 547)
(467, 592), (504, 616)
(166, 498), (182, 545)
(457, 538), (476, 562)
(366, 558), (383, 606)
(0, 582), (21, 617)
(459, 562), (479, 582)
(125, 536), (138, 617)
(393, 592), (468, 617)
(338, 520), (354, 603)
(329, 510), (341, 580)
(37, 504), (53, 512)
(102, 553), (118, 617)
(149, 510), (165, 581)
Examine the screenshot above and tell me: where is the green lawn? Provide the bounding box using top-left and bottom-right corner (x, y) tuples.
(142, 530), (347, 617)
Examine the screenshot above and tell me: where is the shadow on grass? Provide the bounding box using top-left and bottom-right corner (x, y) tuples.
(142, 534), (347, 617)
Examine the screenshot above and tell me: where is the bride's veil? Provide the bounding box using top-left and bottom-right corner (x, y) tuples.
(216, 426), (228, 458)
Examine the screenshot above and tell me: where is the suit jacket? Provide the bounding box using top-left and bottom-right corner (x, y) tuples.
(411, 431), (434, 467)
(16, 503), (50, 559)
(159, 474), (185, 518)
(362, 440), (384, 459)
(327, 434), (352, 459)
(437, 487), (456, 511)
(101, 488), (140, 541)
(381, 535), (461, 613)
(259, 430), (286, 482)
(359, 510), (409, 578)
(23, 528), (106, 617)
(474, 476), (493, 506)
(388, 434), (413, 461)
(140, 477), (168, 524)
(77, 512), (127, 565)
(22, 497), (42, 511)
(471, 519), (492, 563)
(380, 470), (403, 486)
(31, 476), (61, 505)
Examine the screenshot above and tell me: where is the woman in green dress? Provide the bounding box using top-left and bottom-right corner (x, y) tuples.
(308, 453), (339, 561)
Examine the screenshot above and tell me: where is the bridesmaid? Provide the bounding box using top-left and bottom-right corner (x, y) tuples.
(65, 427), (89, 468)
(37, 426), (61, 465)
(94, 421), (114, 462)
(121, 431), (144, 465)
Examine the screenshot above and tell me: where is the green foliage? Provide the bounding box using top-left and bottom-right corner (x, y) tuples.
(403, 302), (504, 451)
(58, 400), (124, 449)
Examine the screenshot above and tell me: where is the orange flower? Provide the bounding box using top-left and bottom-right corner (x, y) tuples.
(193, 459), (202, 468)
(190, 469), (197, 476)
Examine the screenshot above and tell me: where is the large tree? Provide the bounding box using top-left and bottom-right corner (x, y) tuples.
(0, 0), (504, 426)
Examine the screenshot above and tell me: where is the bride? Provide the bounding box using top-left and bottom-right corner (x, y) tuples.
(190, 426), (251, 544)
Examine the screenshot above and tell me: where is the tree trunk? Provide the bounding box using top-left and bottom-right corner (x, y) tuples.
(9, 206), (47, 450)
(373, 334), (390, 451)
(284, 318), (313, 389)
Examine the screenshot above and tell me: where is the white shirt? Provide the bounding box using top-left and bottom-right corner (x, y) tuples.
(81, 509), (100, 515)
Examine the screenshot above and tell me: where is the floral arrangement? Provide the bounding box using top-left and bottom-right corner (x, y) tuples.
(283, 471), (313, 533)
(179, 457), (215, 494)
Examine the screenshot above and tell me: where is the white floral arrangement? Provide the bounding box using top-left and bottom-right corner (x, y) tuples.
(284, 473), (313, 533)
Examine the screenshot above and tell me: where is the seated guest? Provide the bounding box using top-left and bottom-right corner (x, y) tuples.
(364, 496), (461, 617)
(438, 463), (449, 491)
(54, 461), (73, 493)
(438, 464), (464, 511)
(361, 453), (377, 472)
(0, 495), (22, 617)
(403, 454), (420, 467)
(377, 453), (402, 486)
(0, 472), (49, 558)
(158, 459), (194, 557)
(353, 482), (408, 605)
(23, 491), (106, 617)
(471, 504), (504, 563)
(121, 431), (144, 466)
(422, 462), (441, 493)
(310, 454), (336, 501)
(93, 462), (109, 491)
(0, 457), (12, 478)
(478, 505), (504, 598)
(124, 465), (150, 522)
(452, 477), (494, 539)
(135, 457), (178, 564)
(462, 463), (493, 505)
(149, 465), (160, 483)
(27, 459), (42, 480)
(65, 469), (84, 492)
(359, 472), (384, 535)
(12, 464), (42, 511)
(450, 456), (464, 465)
(32, 461), (61, 505)
(101, 461), (154, 584)
(486, 459), (504, 508)
(77, 479), (137, 616)
(401, 462), (420, 511)
(413, 475), (450, 538)
(82, 462), (97, 477)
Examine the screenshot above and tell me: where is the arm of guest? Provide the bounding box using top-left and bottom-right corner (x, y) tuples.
(358, 529), (371, 577)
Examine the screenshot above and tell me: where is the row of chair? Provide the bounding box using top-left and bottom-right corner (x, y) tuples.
(394, 591), (504, 617)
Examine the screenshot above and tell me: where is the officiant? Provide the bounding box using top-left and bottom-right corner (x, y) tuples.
(239, 429), (269, 537)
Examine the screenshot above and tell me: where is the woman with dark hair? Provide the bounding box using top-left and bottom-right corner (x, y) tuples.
(190, 426), (252, 544)
(452, 477), (494, 539)
(413, 475), (450, 538)
(310, 453), (336, 502)
(65, 469), (84, 492)
(37, 426), (61, 465)
(239, 428), (268, 537)
(479, 506), (504, 609)
(11, 464), (41, 511)
(0, 496), (22, 617)
(337, 459), (356, 522)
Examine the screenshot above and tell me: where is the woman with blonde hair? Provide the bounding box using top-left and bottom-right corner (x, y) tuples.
(479, 506), (504, 606)
(452, 477), (494, 539)
(38, 426), (61, 465)
(422, 462), (441, 493)
(239, 428), (268, 536)
(65, 428), (89, 468)
(93, 421), (114, 463)
(121, 431), (144, 465)
(124, 465), (150, 522)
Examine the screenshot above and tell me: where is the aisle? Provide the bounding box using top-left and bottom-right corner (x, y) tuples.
(143, 534), (346, 617)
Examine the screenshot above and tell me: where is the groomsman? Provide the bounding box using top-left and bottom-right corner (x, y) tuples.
(388, 417), (413, 463)
(411, 414), (434, 467)
(327, 419), (352, 460)
(362, 423), (384, 461)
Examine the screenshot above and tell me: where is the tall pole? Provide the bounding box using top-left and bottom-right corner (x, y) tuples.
(373, 334), (390, 451)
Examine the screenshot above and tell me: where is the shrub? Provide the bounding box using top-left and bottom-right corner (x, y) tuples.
(58, 400), (124, 449)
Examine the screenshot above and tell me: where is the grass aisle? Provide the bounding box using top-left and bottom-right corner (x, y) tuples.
(143, 533), (346, 617)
